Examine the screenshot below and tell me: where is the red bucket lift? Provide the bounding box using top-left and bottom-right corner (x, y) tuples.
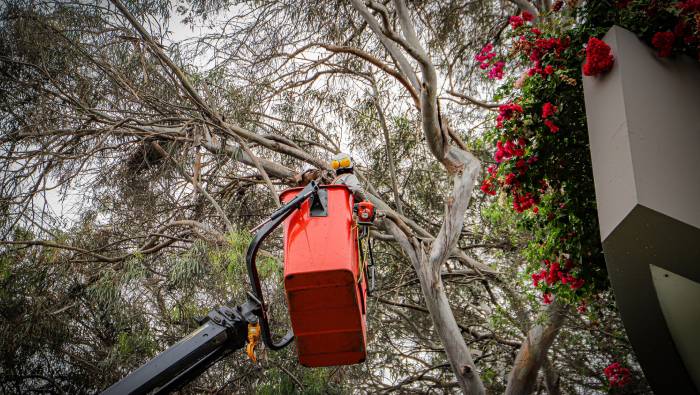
(280, 185), (368, 367)
(102, 181), (375, 393)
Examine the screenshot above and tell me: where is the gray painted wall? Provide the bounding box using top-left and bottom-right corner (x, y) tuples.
(583, 26), (700, 241)
(583, 26), (700, 393)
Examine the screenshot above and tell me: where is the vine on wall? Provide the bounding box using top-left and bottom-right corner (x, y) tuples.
(480, 0), (700, 306)
(478, 2), (698, 388)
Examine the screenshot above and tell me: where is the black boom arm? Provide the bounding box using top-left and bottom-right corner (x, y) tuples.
(102, 181), (322, 394)
(101, 298), (260, 395)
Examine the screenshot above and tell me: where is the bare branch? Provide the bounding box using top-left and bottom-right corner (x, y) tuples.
(371, 77), (403, 215)
(509, 0), (541, 16)
(151, 142), (235, 233)
(348, 0), (420, 91)
(446, 90), (502, 110)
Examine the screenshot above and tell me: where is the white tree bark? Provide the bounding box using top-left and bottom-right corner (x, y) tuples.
(385, 146), (485, 394)
(347, 1), (487, 392)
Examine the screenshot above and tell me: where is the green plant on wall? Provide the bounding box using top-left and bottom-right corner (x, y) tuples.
(478, 0), (700, 309)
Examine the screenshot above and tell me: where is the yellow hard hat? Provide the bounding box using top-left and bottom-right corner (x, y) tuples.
(330, 152), (353, 170)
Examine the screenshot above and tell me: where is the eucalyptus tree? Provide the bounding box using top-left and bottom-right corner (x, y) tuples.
(0, 0), (648, 393)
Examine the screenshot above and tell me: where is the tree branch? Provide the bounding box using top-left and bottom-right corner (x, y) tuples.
(348, 0), (420, 91)
(151, 142), (235, 233)
(509, 0), (540, 16)
(447, 90), (502, 110)
(319, 44), (419, 108)
(371, 77), (404, 215)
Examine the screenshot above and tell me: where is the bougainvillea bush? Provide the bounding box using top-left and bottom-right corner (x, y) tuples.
(478, 0), (700, 309)
(480, 11), (608, 309)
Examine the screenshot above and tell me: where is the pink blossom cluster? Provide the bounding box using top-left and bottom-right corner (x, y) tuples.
(522, 33), (570, 76)
(604, 362), (631, 388)
(496, 102), (523, 128)
(583, 37), (614, 76)
(475, 44), (506, 80)
(509, 11), (534, 29)
(531, 259), (585, 301)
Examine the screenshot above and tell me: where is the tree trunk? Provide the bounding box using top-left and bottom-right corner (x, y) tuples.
(417, 254), (486, 394)
(385, 146), (485, 394)
(505, 302), (566, 395)
(544, 358), (561, 395)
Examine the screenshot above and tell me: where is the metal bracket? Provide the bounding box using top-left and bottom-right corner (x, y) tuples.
(309, 188), (328, 217)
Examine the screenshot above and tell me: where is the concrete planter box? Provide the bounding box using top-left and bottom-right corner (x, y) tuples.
(583, 26), (700, 393)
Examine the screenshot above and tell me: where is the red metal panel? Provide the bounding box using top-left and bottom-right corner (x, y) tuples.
(280, 185), (367, 367)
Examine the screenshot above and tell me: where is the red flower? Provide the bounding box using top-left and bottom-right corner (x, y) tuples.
(651, 31), (675, 57)
(569, 277), (585, 290)
(548, 261), (561, 284)
(503, 140), (516, 156)
(604, 362), (631, 388)
(505, 172), (517, 185)
(475, 43), (494, 61)
(488, 61), (505, 79)
(510, 15), (524, 29)
(535, 37), (557, 51)
(522, 11), (534, 21)
(544, 119), (560, 133)
(559, 272), (569, 284)
(510, 139), (525, 157)
(497, 103), (523, 127)
(494, 142), (506, 162)
(583, 37), (615, 76)
(480, 177), (497, 195)
(555, 36), (571, 55)
(577, 300), (587, 313)
(543, 64), (554, 75)
(677, 0), (700, 12)
(499, 103), (523, 116)
(512, 192), (536, 212)
(541, 102), (558, 119)
(543, 293), (553, 304)
(475, 44), (497, 70)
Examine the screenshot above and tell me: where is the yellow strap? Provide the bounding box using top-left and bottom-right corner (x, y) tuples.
(246, 322), (261, 363)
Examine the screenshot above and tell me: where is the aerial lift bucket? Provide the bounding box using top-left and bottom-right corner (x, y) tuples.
(279, 185), (368, 367)
(102, 182), (373, 394)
